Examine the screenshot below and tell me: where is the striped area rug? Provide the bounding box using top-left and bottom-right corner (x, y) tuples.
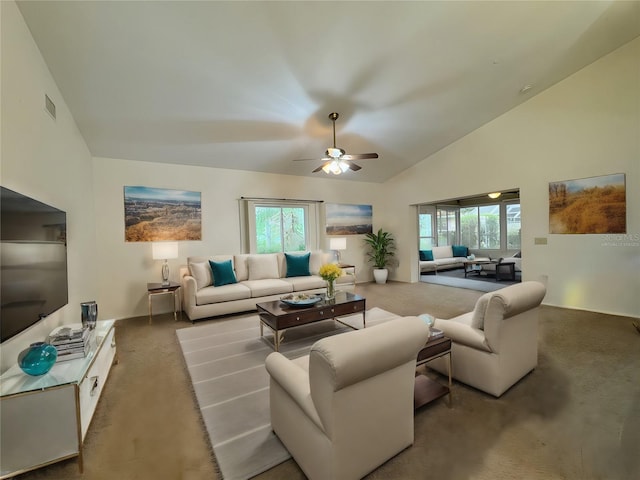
(176, 307), (400, 480)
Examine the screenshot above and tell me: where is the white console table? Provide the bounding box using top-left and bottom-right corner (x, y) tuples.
(0, 320), (117, 478)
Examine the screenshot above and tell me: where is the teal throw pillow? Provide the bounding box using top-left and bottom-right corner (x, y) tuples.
(209, 260), (237, 287)
(285, 252), (311, 277)
(419, 250), (434, 261)
(452, 245), (468, 257)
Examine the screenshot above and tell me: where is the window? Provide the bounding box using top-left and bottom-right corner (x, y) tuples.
(459, 205), (500, 249)
(460, 207), (479, 248)
(417, 192), (520, 253)
(478, 205), (500, 249)
(506, 203), (521, 249)
(418, 205), (435, 249)
(241, 199), (320, 253)
(437, 207), (458, 246)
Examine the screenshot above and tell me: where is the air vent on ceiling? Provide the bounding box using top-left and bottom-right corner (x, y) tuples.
(45, 94), (56, 120)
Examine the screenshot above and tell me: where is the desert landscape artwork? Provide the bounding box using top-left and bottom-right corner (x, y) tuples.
(326, 203), (373, 235)
(124, 186), (201, 241)
(549, 173), (626, 234)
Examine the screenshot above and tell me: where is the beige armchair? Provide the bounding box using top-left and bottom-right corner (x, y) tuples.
(265, 316), (430, 480)
(429, 281), (546, 397)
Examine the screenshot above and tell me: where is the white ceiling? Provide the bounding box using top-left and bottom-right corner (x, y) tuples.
(16, 1), (640, 183)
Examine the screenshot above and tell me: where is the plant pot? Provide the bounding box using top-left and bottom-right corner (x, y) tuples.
(373, 268), (388, 284)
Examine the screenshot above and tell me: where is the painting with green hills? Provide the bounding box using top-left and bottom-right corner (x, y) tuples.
(549, 173), (625, 234)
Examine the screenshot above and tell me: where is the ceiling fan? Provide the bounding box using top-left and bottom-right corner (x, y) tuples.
(294, 112), (378, 175)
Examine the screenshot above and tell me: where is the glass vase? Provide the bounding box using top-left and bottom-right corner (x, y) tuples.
(326, 279), (336, 300)
(18, 342), (58, 376)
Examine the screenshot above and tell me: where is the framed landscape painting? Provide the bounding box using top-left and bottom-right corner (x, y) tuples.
(326, 203), (373, 235)
(124, 186), (202, 241)
(549, 173), (626, 234)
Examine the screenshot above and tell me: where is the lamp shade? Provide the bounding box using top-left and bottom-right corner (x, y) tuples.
(152, 242), (178, 260)
(329, 237), (347, 251)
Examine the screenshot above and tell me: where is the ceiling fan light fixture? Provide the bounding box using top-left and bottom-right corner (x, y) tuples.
(326, 147), (343, 159)
(329, 161), (343, 175)
(322, 160), (349, 175)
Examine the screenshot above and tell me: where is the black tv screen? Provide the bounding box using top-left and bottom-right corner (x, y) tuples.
(1, 187), (68, 343)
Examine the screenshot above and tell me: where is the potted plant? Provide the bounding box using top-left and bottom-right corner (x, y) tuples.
(364, 228), (396, 284)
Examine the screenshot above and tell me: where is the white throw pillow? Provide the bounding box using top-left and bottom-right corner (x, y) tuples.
(189, 262), (212, 290)
(248, 254), (280, 280)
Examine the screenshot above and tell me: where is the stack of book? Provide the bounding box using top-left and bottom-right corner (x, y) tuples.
(48, 324), (91, 362)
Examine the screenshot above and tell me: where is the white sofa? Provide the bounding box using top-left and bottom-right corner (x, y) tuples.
(266, 316), (430, 480)
(481, 252), (522, 274)
(428, 281), (546, 397)
(419, 245), (486, 273)
(180, 251), (355, 321)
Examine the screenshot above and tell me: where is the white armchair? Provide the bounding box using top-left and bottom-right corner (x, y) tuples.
(429, 281), (546, 397)
(265, 316), (430, 480)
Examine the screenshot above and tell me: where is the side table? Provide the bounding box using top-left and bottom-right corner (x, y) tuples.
(414, 335), (452, 409)
(336, 263), (356, 285)
(495, 262), (516, 281)
(147, 282), (181, 324)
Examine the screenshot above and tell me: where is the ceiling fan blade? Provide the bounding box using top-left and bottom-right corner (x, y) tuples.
(341, 153), (378, 160)
(294, 157), (331, 162)
(312, 163), (328, 173)
(348, 162), (362, 171)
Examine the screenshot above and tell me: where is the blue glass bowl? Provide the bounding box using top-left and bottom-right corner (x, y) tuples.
(18, 342), (58, 376)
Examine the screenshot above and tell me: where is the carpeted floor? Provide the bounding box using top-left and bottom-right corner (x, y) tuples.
(176, 307), (400, 480)
(420, 267), (521, 292)
(12, 281), (640, 480)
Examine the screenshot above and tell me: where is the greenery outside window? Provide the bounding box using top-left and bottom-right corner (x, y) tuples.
(418, 192), (520, 252)
(506, 203), (521, 249)
(437, 207), (458, 246)
(255, 206), (306, 253)
(418, 205), (436, 249)
(241, 199), (320, 254)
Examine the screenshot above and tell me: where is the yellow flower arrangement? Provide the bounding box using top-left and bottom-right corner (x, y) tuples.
(318, 263), (342, 282)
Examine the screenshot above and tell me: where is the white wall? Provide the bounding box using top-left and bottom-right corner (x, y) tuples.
(386, 37), (640, 318)
(1, 1), (98, 371)
(92, 158), (384, 319)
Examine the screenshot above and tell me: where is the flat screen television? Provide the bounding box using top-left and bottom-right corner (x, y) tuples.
(1, 187), (68, 343)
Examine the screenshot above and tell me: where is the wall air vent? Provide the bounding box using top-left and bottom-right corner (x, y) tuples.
(45, 94), (56, 120)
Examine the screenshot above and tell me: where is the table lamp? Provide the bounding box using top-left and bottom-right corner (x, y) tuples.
(152, 242), (178, 286)
(329, 237), (347, 264)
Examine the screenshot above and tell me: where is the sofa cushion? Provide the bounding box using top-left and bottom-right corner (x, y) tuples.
(308, 250), (325, 275)
(419, 250), (434, 261)
(189, 262), (212, 290)
(431, 246), (453, 260)
(242, 279), (293, 297)
(233, 254), (250, 281)
(209, 259), (238, 287)
(452, 245), (468, 257)
(195, 283), (251, 305)
(283, 275), (326, 291)
(285, 252), (311, 277)
(248, 254), (280, 280)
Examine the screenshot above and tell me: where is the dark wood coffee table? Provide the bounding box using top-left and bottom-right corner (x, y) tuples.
(257, 292), (366, 351)
(463, 259), (497, 278)
(414, 335), (452, 409)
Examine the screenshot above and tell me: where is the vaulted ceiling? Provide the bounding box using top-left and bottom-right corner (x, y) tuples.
(16, 1), (640, 183)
